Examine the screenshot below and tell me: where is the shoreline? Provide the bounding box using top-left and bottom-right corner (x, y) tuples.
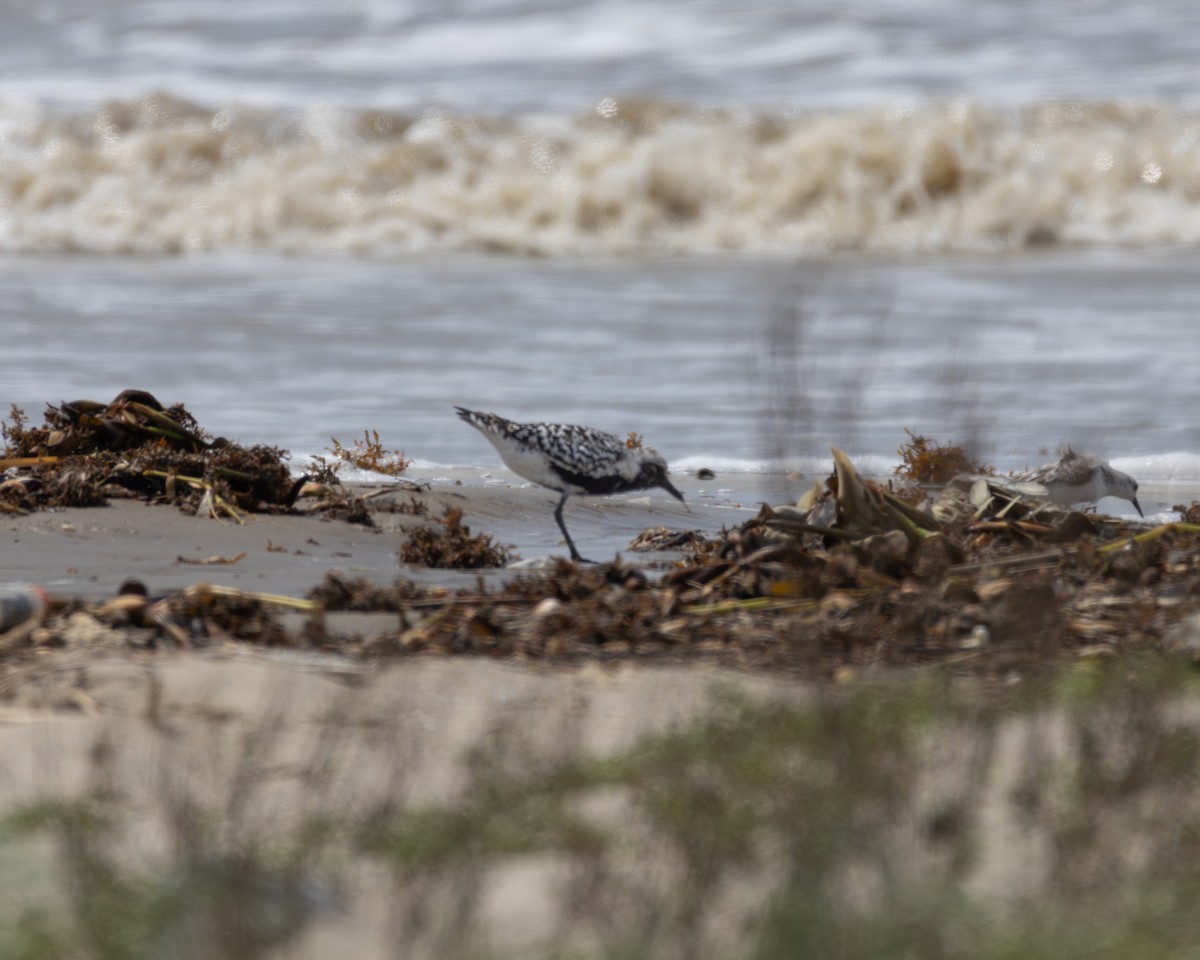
(5, 467), (1174, 605)
(1, 477), (742, 602)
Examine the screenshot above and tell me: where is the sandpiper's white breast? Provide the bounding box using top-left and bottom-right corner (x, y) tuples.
(1040, 467), (1105, 506)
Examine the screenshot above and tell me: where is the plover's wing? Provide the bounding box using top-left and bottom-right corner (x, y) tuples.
(455, 407), (515, 437)
(511, 421), (628, 477)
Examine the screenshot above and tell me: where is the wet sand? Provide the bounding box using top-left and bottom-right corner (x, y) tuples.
(0, 474), (752, 601)
(3, 468), (1174, 603)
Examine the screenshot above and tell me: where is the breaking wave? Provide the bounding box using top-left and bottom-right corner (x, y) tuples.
(1, 93), (1198, 257)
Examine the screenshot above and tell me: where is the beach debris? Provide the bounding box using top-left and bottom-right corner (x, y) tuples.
(1175, 501), (1200, 524)
(895, 428), (993, 486)
(3, 390), (212, 456)
(293, 470), (430, 525)
(327, 430), (413, 476)
(6, 486), (1200, 675)
(0, 476), (37, 514)
(0, 584), (47, 651)
(627, 526), (709, 552)
(289, 442), (1188, 671)
(176, 552), (248, 566)
(308, 572), (441, 612)
(767, 447), (940, 545)
(399, 507), (514, 569)
(163, 583), (314, 647)
(4, 429), (1200, 679)
(295, 484), (377, 526)
(930, 472), (1073, 527)
(1, 391), (302, 517)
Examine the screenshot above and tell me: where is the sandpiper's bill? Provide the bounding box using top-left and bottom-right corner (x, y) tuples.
(455, 407), (684, 562)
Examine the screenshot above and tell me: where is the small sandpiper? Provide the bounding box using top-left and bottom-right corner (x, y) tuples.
(1017, 448), (1143, 516)
(455, 407), (685, 562)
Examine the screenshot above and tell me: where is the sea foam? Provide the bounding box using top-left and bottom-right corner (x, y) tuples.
(0, 95), (1196, 257)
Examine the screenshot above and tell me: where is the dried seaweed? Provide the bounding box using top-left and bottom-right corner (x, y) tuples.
(300, 449), (1200, 675)
(1175, 501), (1200, 524)
(895, 428), (994, 486)
(9, 428), (1200, 680)
(307, 572), (440, 612)
(1, 391), (298, 516)
(327, 430), (412, 476)
(627, 526), (711, 552)
(297, 484), (377, 527)
(165, 584), (291, 646)
(399, 507), (514, 569)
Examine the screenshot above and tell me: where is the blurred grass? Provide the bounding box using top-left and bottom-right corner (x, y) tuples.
(5, 658), (1200, 958)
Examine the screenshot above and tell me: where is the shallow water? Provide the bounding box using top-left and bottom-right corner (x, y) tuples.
(3, 0), (1198, 109)
(3, 249), (1198, 510)
(1, 0), (1198, 537)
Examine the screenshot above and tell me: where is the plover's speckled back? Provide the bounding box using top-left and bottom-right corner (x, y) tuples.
(1018, 448), (1143, 516)
(455, 407), (684, 561)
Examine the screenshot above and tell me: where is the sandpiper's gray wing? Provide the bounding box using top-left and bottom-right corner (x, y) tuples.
(1018, 460), (1056, 483)
(1018, 448), (1097, 486)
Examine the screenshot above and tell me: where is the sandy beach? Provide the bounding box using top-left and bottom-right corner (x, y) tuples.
(5, 472), (1197, 958)
(0, 472), (825, 957)
(1, 475), (737, 601)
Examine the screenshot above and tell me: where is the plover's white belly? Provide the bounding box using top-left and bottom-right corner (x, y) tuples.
(495, 440), (580, 493)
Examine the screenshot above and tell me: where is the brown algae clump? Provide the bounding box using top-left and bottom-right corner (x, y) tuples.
(327, 430), (412, 476)
(399, 507), (514, 569)
(895, 428), (993, 486)
(1, 391), (301, 518)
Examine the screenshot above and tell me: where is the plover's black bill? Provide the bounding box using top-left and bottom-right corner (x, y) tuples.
(1133, 496), (1144, 518)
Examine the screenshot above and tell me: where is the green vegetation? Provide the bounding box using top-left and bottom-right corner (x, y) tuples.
(5, 660), (1200, 958)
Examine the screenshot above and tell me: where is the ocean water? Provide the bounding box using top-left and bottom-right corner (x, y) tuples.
(2, 0), (1199, 520)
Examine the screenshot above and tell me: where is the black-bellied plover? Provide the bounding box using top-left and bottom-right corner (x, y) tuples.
(1018, 448), (1143, 516)
(455, 407), (685, 562)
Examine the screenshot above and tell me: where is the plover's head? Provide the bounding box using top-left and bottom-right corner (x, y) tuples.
(1108, 466), (1143, 517)
(636, 448), (684, 502)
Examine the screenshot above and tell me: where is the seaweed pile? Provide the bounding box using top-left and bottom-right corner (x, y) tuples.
(292, 446), (1200, 674)
(398, 507), (513, 569)
(1, 391), (302, 518)
(7, 426), (1200, 678)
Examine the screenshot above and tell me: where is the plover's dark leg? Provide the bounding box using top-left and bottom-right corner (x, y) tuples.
(553, 491), (591, 563)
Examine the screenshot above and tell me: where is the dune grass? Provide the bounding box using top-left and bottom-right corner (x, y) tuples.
(3, 657), (1200, 959)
